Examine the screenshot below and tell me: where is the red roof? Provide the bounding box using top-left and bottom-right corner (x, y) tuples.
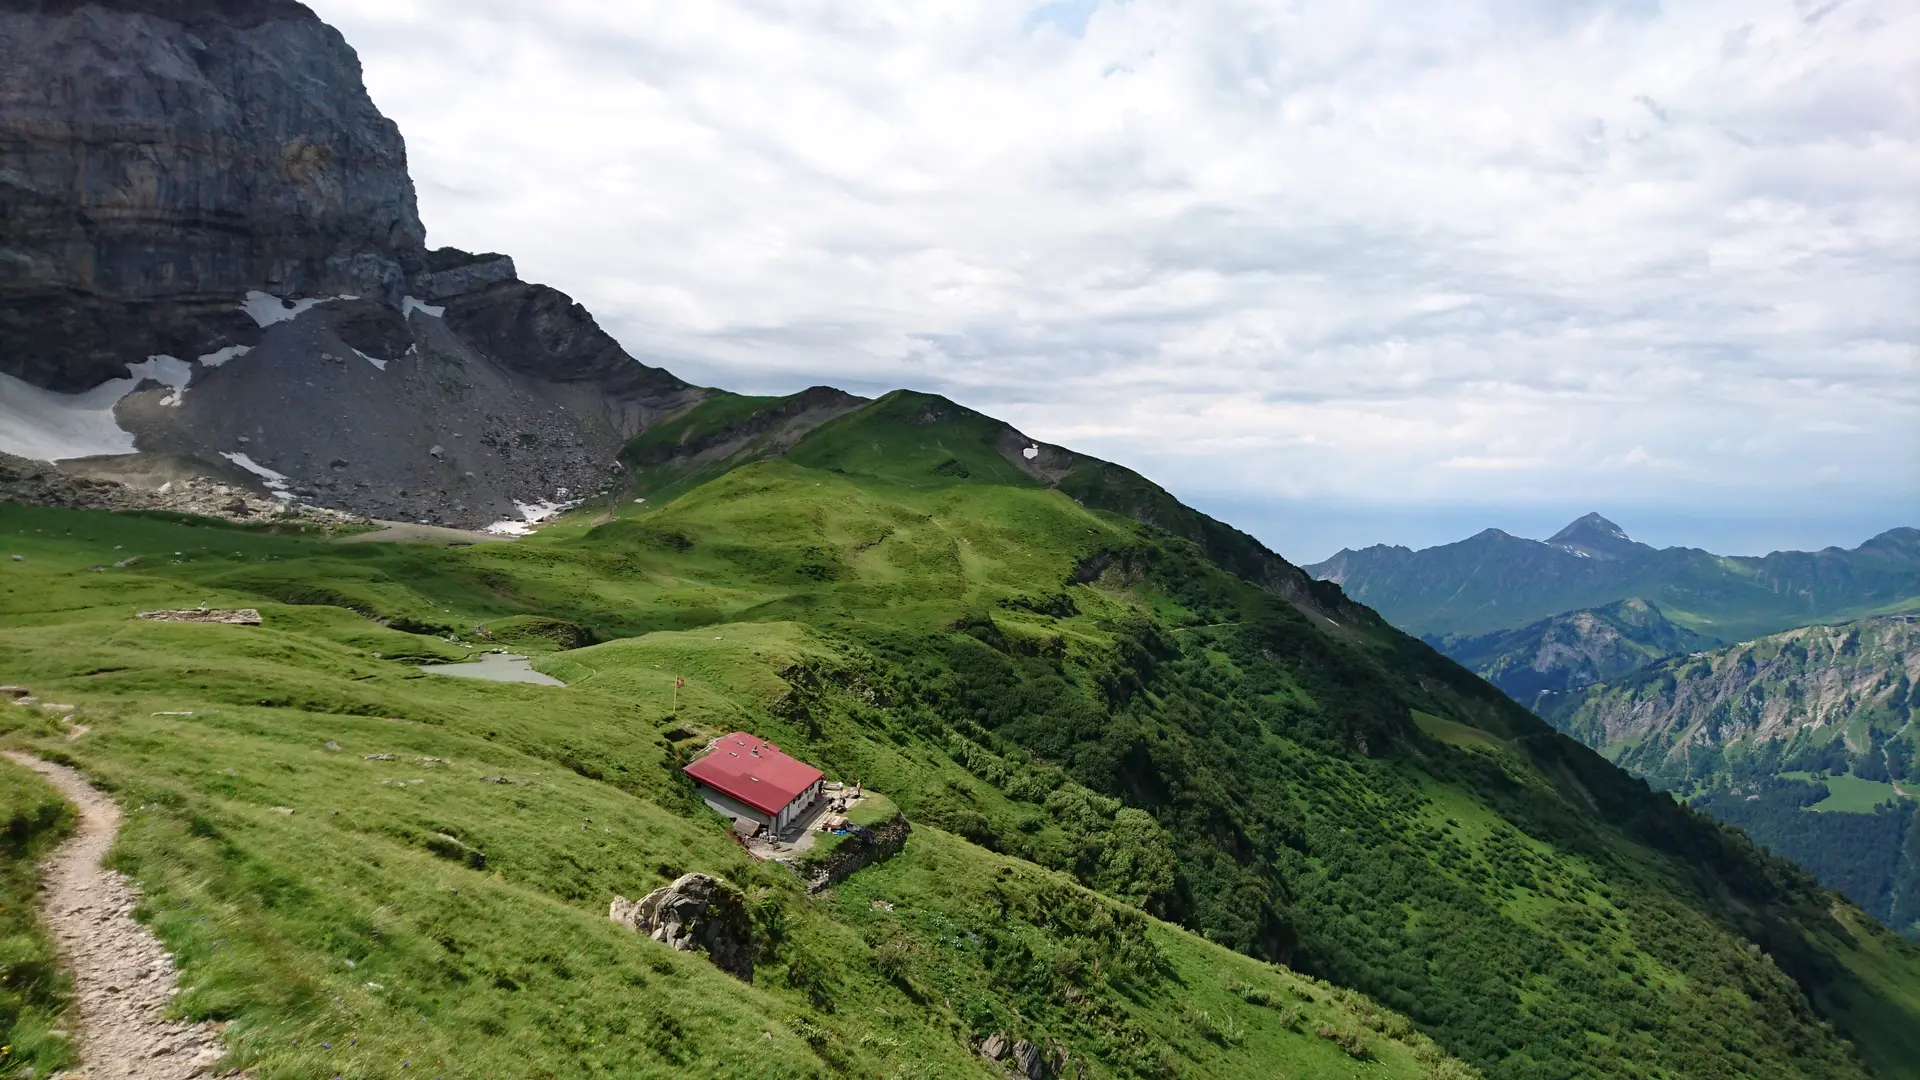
(684, 732), (824, 816)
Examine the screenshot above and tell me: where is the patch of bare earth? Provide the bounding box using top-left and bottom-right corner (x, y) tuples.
(4, 752), (233, 1079)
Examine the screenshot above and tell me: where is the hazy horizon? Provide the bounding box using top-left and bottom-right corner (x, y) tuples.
(1203, 496), (1915, 566)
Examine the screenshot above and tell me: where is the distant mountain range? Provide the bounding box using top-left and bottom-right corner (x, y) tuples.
(1541, 615), (1920, 936)
(1423, 597), (1714, 704)
(1306, 513), (1920, 643)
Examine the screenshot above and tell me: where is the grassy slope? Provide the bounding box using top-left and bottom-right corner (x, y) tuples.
(0, 756), (75, 1077)
(2, 394), (1919, 1078)
(616, 387), (867, 504)
(0, 507), (1461, 1080)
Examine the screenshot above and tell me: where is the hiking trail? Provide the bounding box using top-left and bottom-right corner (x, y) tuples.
(5, 751), (229, 1079)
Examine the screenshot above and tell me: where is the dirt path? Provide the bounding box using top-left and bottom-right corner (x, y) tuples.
(4, 752), (229, 1079)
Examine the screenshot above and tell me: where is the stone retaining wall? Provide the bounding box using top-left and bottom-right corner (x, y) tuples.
(804, 813), (910, 893)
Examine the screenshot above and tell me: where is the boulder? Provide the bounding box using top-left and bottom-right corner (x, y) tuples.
(610, 873), (753, 981)
(137, 608), (262, 625)
(979, 1033), (1009, 1061)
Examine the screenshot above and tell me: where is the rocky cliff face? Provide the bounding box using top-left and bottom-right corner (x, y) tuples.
(0, 0), (699, 529)
(1542, 615), (1920, 779)
(0, 0), (425, 390)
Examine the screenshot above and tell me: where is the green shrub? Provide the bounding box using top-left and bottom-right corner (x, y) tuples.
(0, 760), (75, 1078)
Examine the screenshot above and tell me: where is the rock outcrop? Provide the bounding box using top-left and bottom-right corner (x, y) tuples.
(137, 607), (262, 624)
(1546, 615), (1920, 765)
(411, 252), (518, 302)
(610, 873), (754, 981)
(0, 448), (360, 526)
(0, 1), (700, 529)
(977, 1032), (1068, 1079)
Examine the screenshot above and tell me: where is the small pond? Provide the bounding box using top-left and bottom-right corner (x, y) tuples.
(419, 652), (564, 686)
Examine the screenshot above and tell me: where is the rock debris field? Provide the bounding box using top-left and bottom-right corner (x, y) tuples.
(4, 752), (233, 1079)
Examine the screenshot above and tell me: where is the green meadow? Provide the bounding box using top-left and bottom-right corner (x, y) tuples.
(1, 390), (1917, 1079)
(1812, 775), (1914, 815)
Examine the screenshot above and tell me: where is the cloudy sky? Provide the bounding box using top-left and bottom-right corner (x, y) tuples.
(309, 0), (1917, 562)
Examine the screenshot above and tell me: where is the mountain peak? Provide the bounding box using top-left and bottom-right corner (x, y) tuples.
(1546, 513), (1646, 561)
(1552, 512), (1629, 542)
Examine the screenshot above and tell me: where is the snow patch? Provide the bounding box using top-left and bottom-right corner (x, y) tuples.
(220, 451), (293, 499)
(402, 296), (445, 319)
(1022, 445), (1039, 460)
(353, 349), (388, 371)
(239, 291), (355, 328)
(484, 496), (583, 537)
(126, 355), (194, 407)
(0, 352), (200, 460)
(197, 345), (252, 367)
(220, 452), (287, 483)
(0, 371), (140, 460)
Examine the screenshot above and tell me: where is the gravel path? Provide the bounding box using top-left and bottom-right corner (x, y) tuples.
(4, 752), (229, 1079)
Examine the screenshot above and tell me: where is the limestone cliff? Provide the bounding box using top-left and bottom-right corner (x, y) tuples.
(0, 0), (425, 390)
(1542, 615), (1920, 787)
(0, 0), (700, 529)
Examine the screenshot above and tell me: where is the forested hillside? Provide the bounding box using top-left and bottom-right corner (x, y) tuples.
(1694, 780), (1920, 939)
(4, 391), (1920, 1078)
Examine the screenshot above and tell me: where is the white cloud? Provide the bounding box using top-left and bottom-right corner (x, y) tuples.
(307, 0), (1920, 551)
